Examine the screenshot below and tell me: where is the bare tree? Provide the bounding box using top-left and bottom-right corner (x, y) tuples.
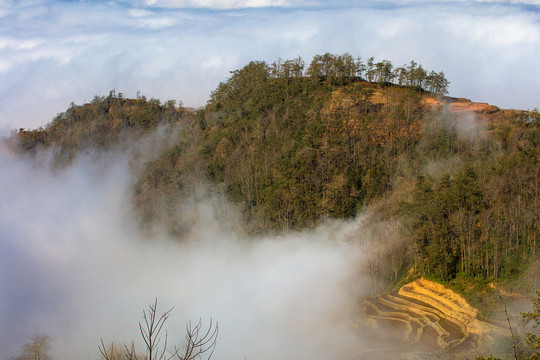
(98, 341), (132, 360)
(99, 299), (218, 360)
(172, 319), (219, 360)
(11, 335), (52, 360)
(139, 299), (173, 360)
(500, 295), (519, 360)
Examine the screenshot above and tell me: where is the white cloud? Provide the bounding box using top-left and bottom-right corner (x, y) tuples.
(0, 37), (43, 51)
(376, 0), (540, 4)
(448, 13), (539, 47)
(128, 0), (292, 9)
(465, 0), (540, 4)
(0, 0), (539, 131)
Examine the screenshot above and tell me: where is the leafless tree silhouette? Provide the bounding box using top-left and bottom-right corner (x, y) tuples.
(172, 318), (219, 360)
(99, 299), (218, 360)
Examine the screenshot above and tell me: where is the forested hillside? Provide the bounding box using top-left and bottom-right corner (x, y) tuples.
(11, 53), (539, 289)
(14, 91), (184, 161)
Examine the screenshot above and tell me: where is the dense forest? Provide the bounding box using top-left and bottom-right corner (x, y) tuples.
(11, 53), (539, 294)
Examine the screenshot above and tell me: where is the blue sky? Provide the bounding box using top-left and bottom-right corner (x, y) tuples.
(0, 0), (539, 131)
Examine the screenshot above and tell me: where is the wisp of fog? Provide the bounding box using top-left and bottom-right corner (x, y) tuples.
(0, 142), (371, 360)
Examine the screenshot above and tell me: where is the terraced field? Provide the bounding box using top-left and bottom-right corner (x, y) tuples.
(355, 279), (487, 360)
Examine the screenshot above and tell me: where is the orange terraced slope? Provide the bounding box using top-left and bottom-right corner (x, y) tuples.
(355, 279), (497, 360)
(370, 88), (502, 115)
(423, 96), (500, 114)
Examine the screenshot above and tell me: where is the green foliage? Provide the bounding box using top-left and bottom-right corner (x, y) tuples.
(14, 91), (185, 164)
(399, 106), (539, 283)
(199, 57), (430, 232)
(401, 166), (484, 281)
(304, 52), (449, 94)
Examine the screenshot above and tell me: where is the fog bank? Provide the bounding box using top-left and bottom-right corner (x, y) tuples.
(0, 144), (370, 360)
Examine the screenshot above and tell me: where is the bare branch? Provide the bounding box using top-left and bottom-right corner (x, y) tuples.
(98, 338), (113, 360)
(175, 318), (219, 360)
(138, 298), (174, 360)
(123, 341), (139, 360)
(500, 295), (518, 360)
(99, 299), (216, 360)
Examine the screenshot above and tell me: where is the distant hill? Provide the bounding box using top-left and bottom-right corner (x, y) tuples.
(13, 92), (185, 160)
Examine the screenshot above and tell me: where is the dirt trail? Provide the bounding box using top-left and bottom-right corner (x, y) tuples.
(354, 278), (495, 359)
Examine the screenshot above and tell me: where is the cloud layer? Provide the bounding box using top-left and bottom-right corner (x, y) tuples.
(0, 143), (370, 360)
(0, 0), (539, 131)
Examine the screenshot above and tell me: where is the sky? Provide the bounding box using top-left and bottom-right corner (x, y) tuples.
(0, 0), (539, 131)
